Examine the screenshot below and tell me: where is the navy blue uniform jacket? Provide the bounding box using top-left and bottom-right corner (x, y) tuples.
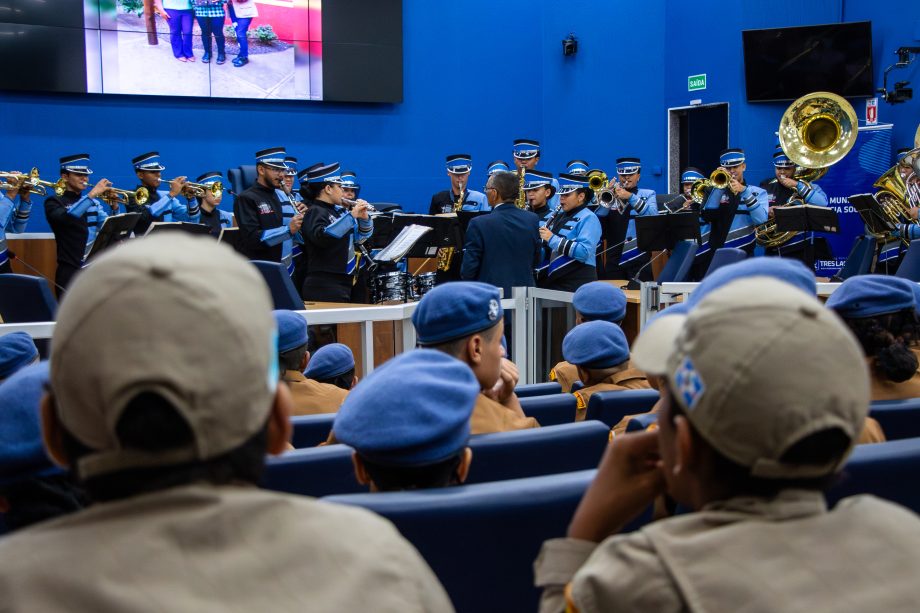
(461, 202), (542, 296)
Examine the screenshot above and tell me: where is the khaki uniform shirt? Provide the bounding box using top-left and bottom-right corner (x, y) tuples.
(536, 491), (920, 613)
(549, 361), (579, 393)
(283, 370), (348, 416)
(471, 393), (540, 434)
(572, 368), (651, 421)
(0, 484), (453, 612)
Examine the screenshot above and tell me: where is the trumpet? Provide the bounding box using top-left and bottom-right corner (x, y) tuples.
(0, 168), (63, 196)
(586, 169), (625, 210)
(103, 186), (149, 207)
(689, 168), (732, 204)
(184, 181), (223, 199)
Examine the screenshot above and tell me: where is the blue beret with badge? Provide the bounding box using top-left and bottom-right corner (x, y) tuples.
(566, 160), (590, 175)
(334, 349), (479, 466)
(255, 147), (288, 170)
(304, 343), (355, 380)
(680, 167), (705, 183)
(719, 148), (746, 167)
(0, 361), (62, 487)
(572, 282), (627, 323)
(513, 139), (541, 160)
(487, 160), (510, 175)
(272, 310), (308, 353)
(59, 153), (93, 175)
(0, 332), (39, 380)
(826, 275), (917, 319)
(562, 320), (630, 369)
(689, 257), (816, 308)
(412, 281), (503, 345)
(132, 151), (166, 172)
(616, 157), (641, 175)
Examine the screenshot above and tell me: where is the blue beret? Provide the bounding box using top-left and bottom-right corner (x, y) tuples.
(911, 282), (920, 316)
(826, 275), (916, 319)
(0, 362), (61, 487)
(272, 310), (308, 353)
(562, 320), (630, 369)
(304, 343), (355, 379)
(413, 282), (503, 345)
(334, 349), (478, 466)
(0, 332), (39, 380)
(689, 258), (816, 308)
(572, 282), (627, 323)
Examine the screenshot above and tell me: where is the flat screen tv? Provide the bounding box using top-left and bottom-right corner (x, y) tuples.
(0, 0), (402, 103)
(742, 21), (873, 102)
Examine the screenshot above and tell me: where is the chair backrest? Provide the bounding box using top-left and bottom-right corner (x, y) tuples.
(657, 240), (699, 283)
(290, 413), (336, 448)
(584, 388), (660, 427)
(519, 393), (576, 426)
(324, 470), (598, 613)
(826, 437), (920, 513)
(625, 411), (659, 433)
(514, 382), (562, 398)
(227, 168), (244, 198)
(0, 274), (57, 323)
(835, 236), (876, 280)
(704, 247), (747, 277)
(870, 398), (920, 441)
(895, 239), (920, 281)
(228, 165), (259, 212)
(267, 421), (611, 497)
(251, 260), (303, 309)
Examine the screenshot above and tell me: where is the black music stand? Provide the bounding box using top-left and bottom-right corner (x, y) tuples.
(145, 221), (213, 237)
(217, 227), (242, 253)
(773, 205), (840, 270)
(85, 213), (141, 261)
(635, 212), (701, 252)
(849, 194), (896, 238)
(658, 193), (694, 214)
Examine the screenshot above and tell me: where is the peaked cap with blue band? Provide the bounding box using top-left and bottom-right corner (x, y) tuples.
(615, 157), (641, 175)
(60, 153), (93, 175)
(446, 154), (473, 174)
(566, 160), (590, 175)
(719, 148), (746, 168)
(132, 151), (166, 172)
(306, 162), (343, 184)
(255, 147), (288, 170)
(513, 139), (541, 160)
(557, 173), (590, 195)
(487, 160), (510, 175)
(680, 167), (705, 183)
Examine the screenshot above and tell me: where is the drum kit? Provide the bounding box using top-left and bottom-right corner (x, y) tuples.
(369, 271), (438, 304)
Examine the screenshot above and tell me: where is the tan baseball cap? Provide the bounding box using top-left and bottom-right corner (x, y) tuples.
(50, 234), (278, 479)
(633, 277), (869, 479)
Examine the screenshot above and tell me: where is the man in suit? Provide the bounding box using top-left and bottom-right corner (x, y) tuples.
(461, 170), (541, 298)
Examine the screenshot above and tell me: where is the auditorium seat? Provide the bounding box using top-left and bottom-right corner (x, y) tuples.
(657, 240), (699, 283)
(514, 382), (562, 398)
(826, 437), (920, 514)
(324, 470), (597, 612)
(895, 239), (920, 281)
(269, 421), (610, 496)
(870, 398), (920, 441)
(519, 393), (576, 426)
(290, 413), (336, 448)
(704, 247), (747, 277)
(0, 274), (57, 323)
(584, 389), (660, 428)
(625, 411), (659, 433)
(251, 260), (304, 310)
(832, 236), (876, 281)
(227, 164), (257, 197)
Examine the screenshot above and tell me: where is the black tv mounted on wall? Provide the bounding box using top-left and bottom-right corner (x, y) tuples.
(742, 21), (874, 102)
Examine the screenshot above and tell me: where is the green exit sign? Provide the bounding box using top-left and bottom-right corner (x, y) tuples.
(688, 74), (707, 91)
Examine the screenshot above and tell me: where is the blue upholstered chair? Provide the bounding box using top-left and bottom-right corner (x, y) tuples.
(895, 239), (920, 281)
(290, 413), (336, 448)
(657, 240), (699, 283)
(826, 437), (920, 513)
(832, 236), (876, 281)
(584, 389), (660, 428)
(625, 411), (659, 433)
(870, 398), (920, 441)
(519, 393), (576, 426)
(0, 274), (57, 323)
(261, 444), (360, 497)
(514, 382), (563, 398)
(251, 260), (303, 310)
(704, 247), (747, 277)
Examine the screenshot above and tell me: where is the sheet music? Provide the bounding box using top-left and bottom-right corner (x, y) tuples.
(375, 224), (433, 261)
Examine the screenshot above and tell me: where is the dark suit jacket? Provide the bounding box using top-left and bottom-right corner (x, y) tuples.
(461, 202), (541, 297)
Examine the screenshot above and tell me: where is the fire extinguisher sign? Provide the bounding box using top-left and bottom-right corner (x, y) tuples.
(866, 98), (878, 125)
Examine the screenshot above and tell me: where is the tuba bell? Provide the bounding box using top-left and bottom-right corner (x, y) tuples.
(755, 92), (857, 248)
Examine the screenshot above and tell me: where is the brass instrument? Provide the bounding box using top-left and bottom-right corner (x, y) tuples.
(0, 168), (64, 196)
(452, 180), (465, 213)
(587, 169), (627, 211)
(103, 186), (149, 207)
(755, 91), (857, 248)
(689, 168), (732, 204)
(515, 166), (527, 209)
(436, 185), (465, 271)
(185, 180), (223, 199)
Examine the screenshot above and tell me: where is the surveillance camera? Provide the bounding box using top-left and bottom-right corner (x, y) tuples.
(562, 35), (577, 57)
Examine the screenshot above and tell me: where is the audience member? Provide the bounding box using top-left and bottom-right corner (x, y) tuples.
(0, 331), (38, 383)
(0, 234), (452, 612)
(536, 278), (920, 612)
(0, 362), (86, 533)
(561, 321), (650, 420)
(334, 349), (478, 491)
(304, 343), (357, 391)
(273, 310), (348, 415)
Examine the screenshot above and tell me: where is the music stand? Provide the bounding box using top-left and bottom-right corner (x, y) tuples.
(773, 205), (840, 270)
(658, 193), (693, 214)
(217, 227), (242, 253)
(849, 194), (896, 238)
(85, 213), (141, 261)
(635, 213), (701, 252)
(145, 221), (213, 237)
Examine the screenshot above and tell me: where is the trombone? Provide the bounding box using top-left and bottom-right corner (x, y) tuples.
(102, 186), (150, 206)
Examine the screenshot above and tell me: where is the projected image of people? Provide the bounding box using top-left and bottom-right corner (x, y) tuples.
(90, 0), (323, 100)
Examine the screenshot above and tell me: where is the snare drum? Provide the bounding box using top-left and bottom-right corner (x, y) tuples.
(371, 271), (408, 304)
(411, 272), (438, 301)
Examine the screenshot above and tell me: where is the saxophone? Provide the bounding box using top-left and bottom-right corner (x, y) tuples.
(437, 181), (465, 271)
(515, 166), (527, 209)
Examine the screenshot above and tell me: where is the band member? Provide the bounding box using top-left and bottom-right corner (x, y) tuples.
(235, 147), (302, 262)
(523, 170), (556, 223)
(300, 162), (373, 302)
(0, 174), (33, 274)
(760, 148), (829, 266)
(513, 139), (560, 209)
(897, 148), (912, 178)
(566, 160), (590, 176)
(339, 170), (371, 303)
(283, 156), (306, 205)
(275, 156), (307, 277)
(701, 148), (768, 260)
(129, 151), (198, 235)
(537, 173), (602, 291)
(43, 154), (114, 296)
(486, 160), (510, 177)
(340, 170), (360, 201)
(601, 157), (659, 280)
(194, 171), (233, 237)
(429, 154), (489, 214)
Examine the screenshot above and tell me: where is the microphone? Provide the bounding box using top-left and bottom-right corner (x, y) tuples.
(8, 251), (68, 295)
(626, 249), (669, 290)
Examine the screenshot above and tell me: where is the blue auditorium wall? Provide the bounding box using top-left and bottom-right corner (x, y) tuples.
(2, 0), (917, 234)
